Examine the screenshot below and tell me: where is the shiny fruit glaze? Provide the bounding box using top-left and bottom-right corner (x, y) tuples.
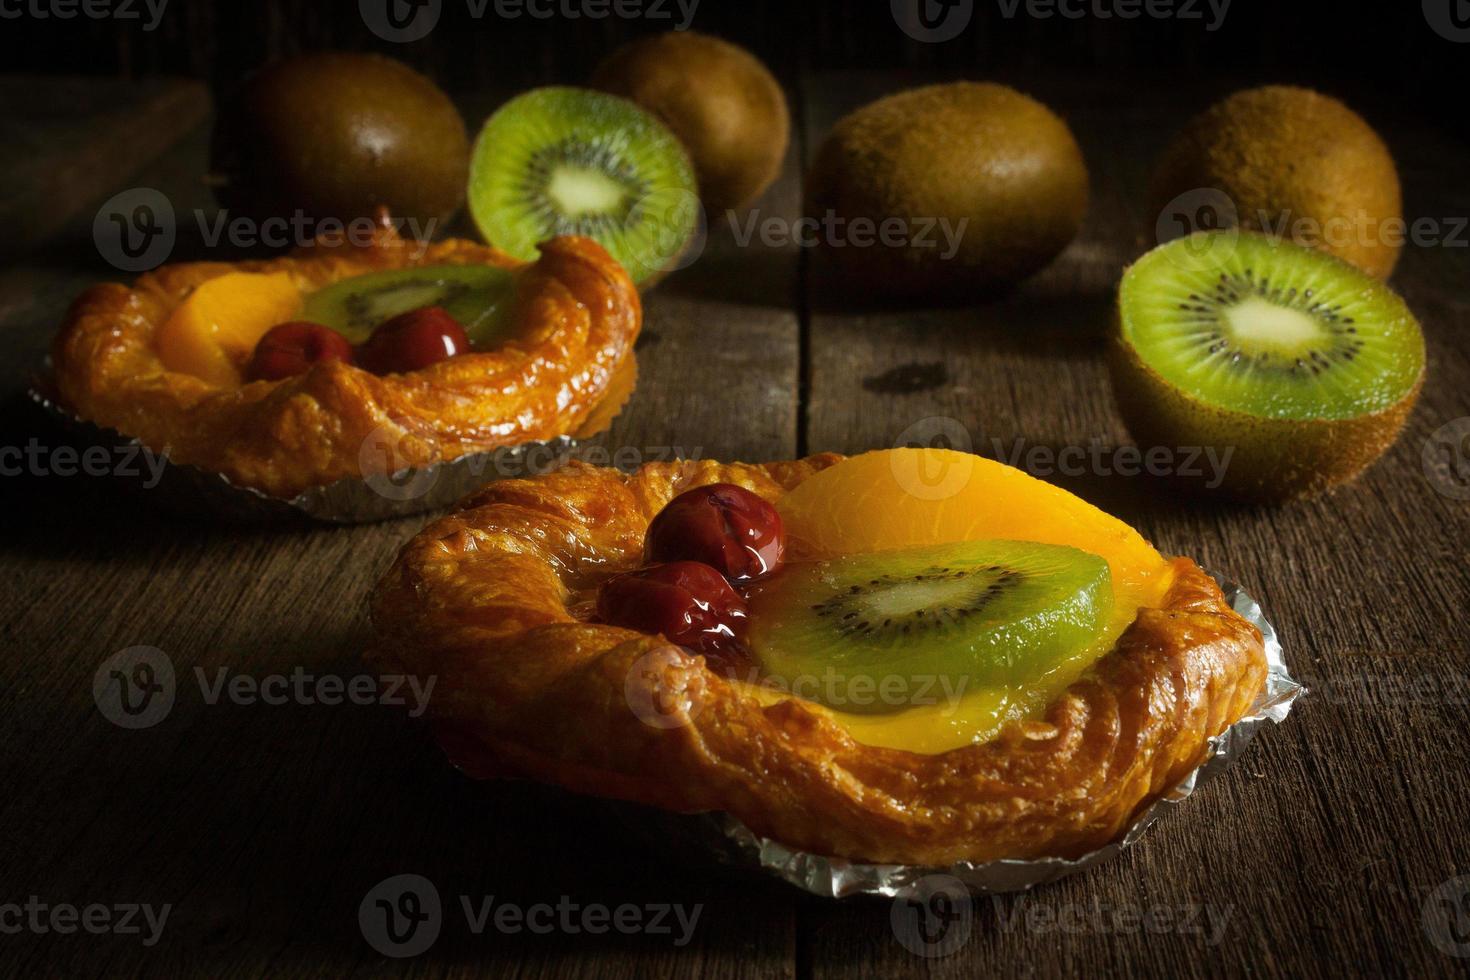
(246, 321), (355, 381)
(597, 561), (748, 654)
(645, 483), (785, 581)
(739, 448), (1177, 754)
(155, 271), (302, 386)
(358, 305), (471, 374)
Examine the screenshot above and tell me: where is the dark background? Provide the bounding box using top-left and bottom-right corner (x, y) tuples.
(3, 0), (1462, 116)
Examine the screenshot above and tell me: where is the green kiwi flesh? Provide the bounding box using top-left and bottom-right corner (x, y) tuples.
(467, 87), (697, 286)
(301, 265), (517, 347)
(1112, 231), (1425, 500)
(746, 540), (1112, 715)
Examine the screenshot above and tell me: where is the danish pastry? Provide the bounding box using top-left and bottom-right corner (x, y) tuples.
(370, 449), (1268, 865)
(50, 220), (639, 498)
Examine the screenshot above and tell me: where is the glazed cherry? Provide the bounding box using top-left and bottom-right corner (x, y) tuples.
(246, 321), (355, 381)
(645, 483), (785, 581)
(359, 306), (471, 375)
(597, 561), (748, 653)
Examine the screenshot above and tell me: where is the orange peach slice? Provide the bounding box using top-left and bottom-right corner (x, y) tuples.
(778, 448), (1169, 602)
(155, 272), (302, 386)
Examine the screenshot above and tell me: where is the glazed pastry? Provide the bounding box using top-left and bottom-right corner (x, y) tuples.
(370, 449), (1267, 865)
(51, 219), (639, 498)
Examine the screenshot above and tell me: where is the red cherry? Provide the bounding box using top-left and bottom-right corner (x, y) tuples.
(246, 321), (355, 381)
(359, 306), (471, 375)
(645, 483), (785, 582)
(597, 561), (748, 653)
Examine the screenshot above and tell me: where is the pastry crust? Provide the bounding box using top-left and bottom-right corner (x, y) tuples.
(51, 223), (640, 498)
(370, 456), (1268, 865)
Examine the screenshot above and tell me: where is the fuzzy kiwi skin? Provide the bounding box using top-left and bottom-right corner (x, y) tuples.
(1150, 86), (1402, 280)
(211, 53), (469, 230)
(805, 82), (1088, 302)
(1107, 321), (1424, 503)
(591, 32), (789, 212)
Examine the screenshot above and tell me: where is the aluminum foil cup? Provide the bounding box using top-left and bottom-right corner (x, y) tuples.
(627, 575), (1301, 899)
(25, 357), (636, 524)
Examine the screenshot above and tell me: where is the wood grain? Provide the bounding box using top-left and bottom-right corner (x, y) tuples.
(2, 69), (1468, 978)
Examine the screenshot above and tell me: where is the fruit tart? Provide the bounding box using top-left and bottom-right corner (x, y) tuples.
(49, 217), (639, 499)
(370, 448), (1268, 865)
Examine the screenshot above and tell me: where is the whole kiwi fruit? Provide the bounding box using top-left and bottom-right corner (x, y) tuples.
(805, 82), (1089, 301)
(1150, 85), (1402, 279)
(210, 52), (470, 234)
(591, 32), (789, 212)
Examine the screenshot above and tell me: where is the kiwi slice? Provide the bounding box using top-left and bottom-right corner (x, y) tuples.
(1112, 230), (1425, 500)
(467, 87), (697, 286)
(747, 540), (1112, 715)
(301, 264), (516, 347)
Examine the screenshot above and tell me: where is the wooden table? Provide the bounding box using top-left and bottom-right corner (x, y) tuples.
(3, 72), (1468, 978)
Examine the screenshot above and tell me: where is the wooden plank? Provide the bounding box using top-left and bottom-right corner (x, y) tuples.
(0, 77), (210, 260)
(0, 89), (804, 975)
(798, 69), (1470, 978)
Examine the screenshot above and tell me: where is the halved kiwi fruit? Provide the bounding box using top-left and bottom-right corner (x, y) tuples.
(467, 87), (698, 287)
(747, 540), (1112, 714)
(301, 265), (516, 347)
(1111, 230), (1425, 501)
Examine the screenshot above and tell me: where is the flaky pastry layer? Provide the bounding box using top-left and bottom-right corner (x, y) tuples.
(51, 226), (640, 498)
(370, 456), (1268, 865)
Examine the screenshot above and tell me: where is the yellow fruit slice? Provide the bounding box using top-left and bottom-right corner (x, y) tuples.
(155, 272), (302, 386)
(737, 448), (1176, 753)
(779, 447), (1166, 599)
